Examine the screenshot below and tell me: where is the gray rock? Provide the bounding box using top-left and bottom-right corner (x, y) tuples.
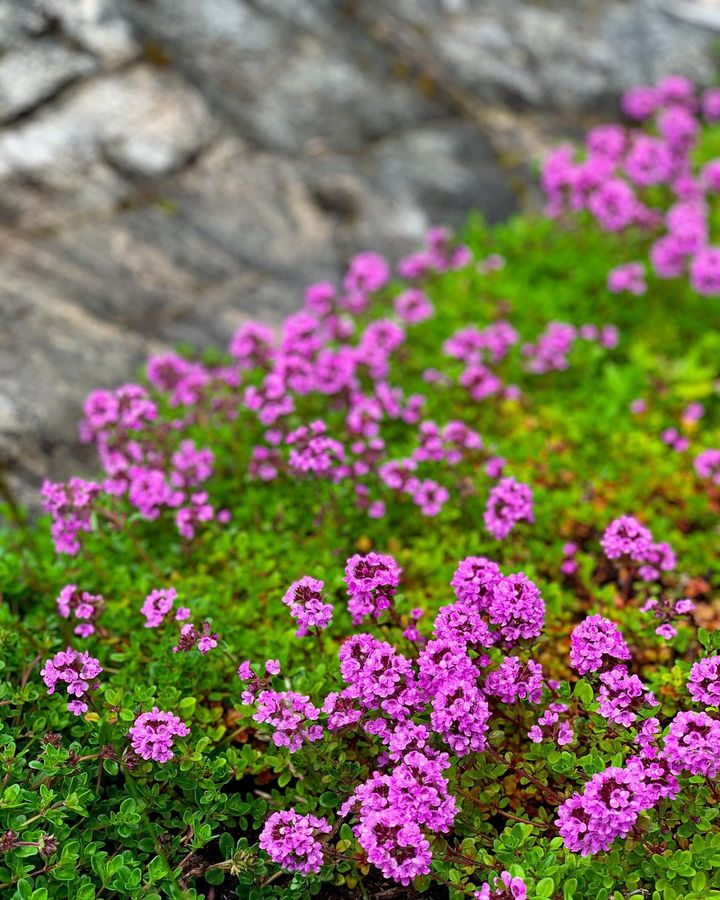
(387, 0), (719, 112)
(0, 37), (96, 123)
(119, 0), (444, 153)
(32, 0), (140, 65)
(0, 2), (45, 50)
(0, 65), (219, 228)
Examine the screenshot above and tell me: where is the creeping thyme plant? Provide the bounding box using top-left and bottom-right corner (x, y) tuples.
(3, 76), (720, 900)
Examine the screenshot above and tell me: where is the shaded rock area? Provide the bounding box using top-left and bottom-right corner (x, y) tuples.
(0, 0), (717, 508)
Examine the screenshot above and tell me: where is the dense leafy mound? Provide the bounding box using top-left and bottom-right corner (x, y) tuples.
(1, 77), (720, 900)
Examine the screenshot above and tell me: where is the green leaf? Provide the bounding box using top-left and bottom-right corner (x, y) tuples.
(536, 877), (555, 898)
(573, 680), (594, 706)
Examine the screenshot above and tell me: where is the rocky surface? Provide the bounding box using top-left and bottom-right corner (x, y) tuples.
(0, 0), (718, 509)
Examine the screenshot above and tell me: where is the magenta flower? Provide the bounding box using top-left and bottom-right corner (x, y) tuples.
(253, 690), (323, 753)
(41, 647), (103, 716)
(344, 552), (401, 625)
(282, 576), (333, 637)
(475, 871), (527, 899)
(687, 656), (720, 707)
(663, 710), (720, 777)
(570, 615), (631, 675)
(128, 707), (190, 763)
(484, 477), (534, 540)
(140, 588), (177, 628)
(259, 808), (331, 876)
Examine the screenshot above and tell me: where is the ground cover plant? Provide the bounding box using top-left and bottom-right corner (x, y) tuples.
(1, 76), (720, 899)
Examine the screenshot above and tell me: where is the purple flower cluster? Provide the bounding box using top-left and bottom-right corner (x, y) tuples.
(695, 448), (720, 485)
(448, 557), (545, 648)
(259, 808), (331, 876)
(556, 757), (678, 855)
(601, 514), (652, 558)
(339, 751), (456, 884)
(83, 386), (216, 529)
(344, 553), (402, 625)
(253, 690), (323, 753)
(663, 710), (720, 777)
(172, 620), (219, 655)
(282, 576), (333, 637)
(475, 871), (527, 900)
(543, 76), (720, 296)
(41, 647), (103, 716)
(237, 658), (281, 705)
(570, 614), (631, 675)
(395, 288), (434, 324)
(398, 225), (471, 280)
(128, 707), (190, 763)
(661, 426), (689, 454)
(561, 541), (578, 575)
(339, 634), (421, 720)
(140, 587), (177, 628)
(522, 321), (618, 373)
(484, 656), (543, 704)
(528, 702), (574, 746)
(41, 477), (100, 555)
(485, 574), (545, 645)
(687, 656), (720, 706)
(56, 584), (104, 637)
(596, 665), (658, 726)
(430, 675), (490, 756)
(640, 594), (695, 641)
(451, 556), (502, 606)
(607, 261), (647, 295)
(245, 551), (720, 884)
(484, 477), (534, 540)
(601, 515), (676, 582)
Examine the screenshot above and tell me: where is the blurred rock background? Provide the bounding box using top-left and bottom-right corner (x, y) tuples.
(0, 0), (718, 506)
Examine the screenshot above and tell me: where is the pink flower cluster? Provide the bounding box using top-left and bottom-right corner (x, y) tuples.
(56, 584), (104, 637)
(397, 226), (472, 280)
(344, 552), (402, 625)
(172, 620), (219, 655)
(528, 702), (574, 746)
(596, 665), (658, 726)
(556, 756), (679, 855)
(238, 256), (509, 522)
(253, 690), (323, 753)
(695, 448), (720, 484)
(242, 550), (720, 881)
(475, 871), (527, 900)
(259, 808), (331, 876)
(340, 751), (456, 884)
(601, 515), (676, 581)
(543, 76), (720, 296)
(663, 710), (720, 777)
(43, 378), (219, 555)
(237, 658), (281, 705)
(483, 477), (534, 540)
(640, 594), (695, 641)
(522, 322), (618, 374)
(128, 707), (190, 763)
(687, 655), (720, 706)
(607, 262), (646, 295)
(41, 477), (100, 555)
(140, 587), (178, 628)
(41, 647), (102, 716)
(569, 614), (631, 675)
(282, 576), (333, 637)
(448, 556), (545, 647)
(560, 541), (578, 575)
